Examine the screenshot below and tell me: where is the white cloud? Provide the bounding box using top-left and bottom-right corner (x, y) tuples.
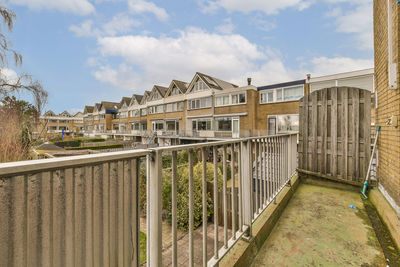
(9, 0), (95, 15)
(201, 0), (314, 15)
(215, 18), (235, 34)
(325, 0), (373, 50)
(69, 14), (140, 38)
(90, 27), (372, 91)
(127, 0), (169, 21)
(95, 28), (266, 89)
(309, 56), (373, 76)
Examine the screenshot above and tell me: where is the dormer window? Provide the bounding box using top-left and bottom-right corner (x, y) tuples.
(170, 85), (181, 96)
(192, 78), (208, 93)
(151, 91), (161, 101)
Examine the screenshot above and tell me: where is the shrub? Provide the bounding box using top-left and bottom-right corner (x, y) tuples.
(163, 162), (223, 231)
(54, 139), (82, 148)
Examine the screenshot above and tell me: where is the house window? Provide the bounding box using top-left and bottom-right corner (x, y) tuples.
(170, 86), (181, 96)
(132, 123), (140, 130)
(165, 102), (184, 112)
(215, 95), (229, 106)
(152, 121), (164, 130)
(166, 121), (177, 131)
(192, 79), (208, 92)
(131, 110), (139, 117)
(149, 105), (163, 114)
(215, 117), (232, 132)
(269, 115), (299, 134)
(141, 108), (147, 116)
(189, 97), (212, 109)
(232, 93), (246, 104)
(283, 86), (304, 101)
(276, 89), (283, 101)
(260, 91), (274, 103)
(260, 85), (304, 104)
(151, 91), (161, 101)
(192, 119), (212, 131)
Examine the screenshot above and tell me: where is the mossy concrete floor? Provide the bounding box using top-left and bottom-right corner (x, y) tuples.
(250, 183), (387, 267)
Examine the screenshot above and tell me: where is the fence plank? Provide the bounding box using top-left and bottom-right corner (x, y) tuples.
(331, 88), (338, 177)
(299, 87), (371, 184)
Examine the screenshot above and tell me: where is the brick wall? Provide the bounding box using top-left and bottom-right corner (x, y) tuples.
(374, 0), (400, 207)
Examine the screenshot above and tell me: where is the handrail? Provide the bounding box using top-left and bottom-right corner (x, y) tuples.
(0, 149), (150, 176)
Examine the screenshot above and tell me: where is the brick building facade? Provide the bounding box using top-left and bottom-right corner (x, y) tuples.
(374, 0), (400, 214)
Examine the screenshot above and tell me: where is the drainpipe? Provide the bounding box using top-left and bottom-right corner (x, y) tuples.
(388, 0), (398, 90)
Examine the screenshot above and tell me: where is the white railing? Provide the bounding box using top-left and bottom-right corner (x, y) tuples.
(0, 133), (298, 267)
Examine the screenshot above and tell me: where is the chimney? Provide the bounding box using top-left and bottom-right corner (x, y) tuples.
(247, 77), (252, 86)
(306, 74), (311, 81)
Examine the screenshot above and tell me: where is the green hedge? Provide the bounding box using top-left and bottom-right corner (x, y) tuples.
(84, 138), (106, 143)
(54, 140), (82, 148)
(65, 144), (123, 150)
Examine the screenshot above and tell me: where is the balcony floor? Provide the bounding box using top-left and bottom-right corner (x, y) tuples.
(251, 183), (387, 267)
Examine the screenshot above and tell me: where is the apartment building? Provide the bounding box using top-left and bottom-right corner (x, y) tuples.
(40, 110), (84, 136)
(257, 80), (307, 136)
(81, 71), (375, 146)
(373, 0), (400, 218)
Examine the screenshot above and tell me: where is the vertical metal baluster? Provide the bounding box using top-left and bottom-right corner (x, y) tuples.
(258, 140), (262, 212)
(274, 137), (277, 193)
(266, 138), (270, 203)
(263, 138), (267, 207)
(238, 142), (243, 232)
(231, 144), (236, 240)
(213, 146), (219, 260)
(171, 151), (178, 267)
(254, 140), (259, 214)
(223, 145), (228, 249)
(202, 148), (207, 267)
(188, 149), (194, 267)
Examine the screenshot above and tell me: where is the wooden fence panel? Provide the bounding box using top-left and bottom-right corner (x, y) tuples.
(298, 87), (371, 184)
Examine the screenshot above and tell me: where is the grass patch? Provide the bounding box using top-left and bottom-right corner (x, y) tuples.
(140, 231), (146, 264)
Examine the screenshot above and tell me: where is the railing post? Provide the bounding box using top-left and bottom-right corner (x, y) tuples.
(148, 150), (162, 267)
(241, 139), (253, 238)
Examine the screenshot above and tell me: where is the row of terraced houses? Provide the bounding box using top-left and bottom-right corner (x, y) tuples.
(41, 69), (374, 146)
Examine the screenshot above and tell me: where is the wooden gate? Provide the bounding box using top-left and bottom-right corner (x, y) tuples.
(298, 87), (371, 184)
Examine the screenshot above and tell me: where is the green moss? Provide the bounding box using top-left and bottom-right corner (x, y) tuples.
(140, 231), (146, 264)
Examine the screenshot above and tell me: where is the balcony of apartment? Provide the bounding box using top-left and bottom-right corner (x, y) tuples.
(1, 133), (398, 266)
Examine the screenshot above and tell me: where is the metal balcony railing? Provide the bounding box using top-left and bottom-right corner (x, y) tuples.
(0, 133), (298, 267)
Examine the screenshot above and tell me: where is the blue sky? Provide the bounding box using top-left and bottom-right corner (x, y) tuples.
(5, 0), (373, 113)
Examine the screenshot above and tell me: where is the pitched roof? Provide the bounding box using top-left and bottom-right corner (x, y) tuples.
(84, 106), (94, 114)
(43, 110), (55, 116)
(153, 85), (168, 97)
(196, 72), (238, 90)
(120, 97), (131, 106)
(130, 94), (143, 105)
(59, 111), (72, 117)
(94, 103), (101, 112)
(36, 142), (65, 151)
(101, 101), (120, 111)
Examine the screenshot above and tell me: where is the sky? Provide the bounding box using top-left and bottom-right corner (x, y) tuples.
(4, 0), (373, 114)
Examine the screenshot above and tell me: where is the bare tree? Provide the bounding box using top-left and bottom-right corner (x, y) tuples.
(0, 5), (48, 116)
(0, 4), (48, 161)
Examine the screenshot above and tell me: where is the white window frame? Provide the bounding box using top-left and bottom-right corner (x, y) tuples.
(189, 97), (212, 110)
(149, 105), (164, 114)
(215, 92), (247, 107)
(191, 78), (208, 93)
(259, 85), (304, 104)
(267, 114), (300, 134)
(192, 118), (212, 131)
